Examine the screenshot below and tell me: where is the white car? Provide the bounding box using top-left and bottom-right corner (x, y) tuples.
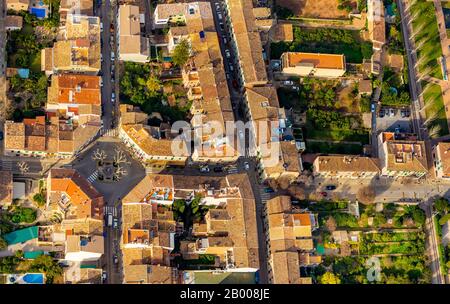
(283, 80), (294, 86)
(100, 78), (103, 87)
(226, 73), (230, 80)
(111, 51), (115, 61)
(223, 37), (227, 44)
(244, 162), (250, 170)
(225, 49), (231, 58)
(100, 22), (103, 32)
(218, 12), (223, 20)
(112, 92), (116, 103)
(229, 64), (234, 72)
(200, 166), (210, 173)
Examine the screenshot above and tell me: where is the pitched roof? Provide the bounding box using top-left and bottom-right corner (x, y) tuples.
(314, 155), (380, 173)
(121, 124), (189, 157)
(49, 168), (104, 220)
(48, 74), (101, 105)
(227, 0), (268, 86)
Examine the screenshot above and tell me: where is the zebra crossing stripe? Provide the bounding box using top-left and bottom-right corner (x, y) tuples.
(87, 171), (99, 183)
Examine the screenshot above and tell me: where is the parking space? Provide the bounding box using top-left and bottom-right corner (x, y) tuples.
(376, 107), (413, 133)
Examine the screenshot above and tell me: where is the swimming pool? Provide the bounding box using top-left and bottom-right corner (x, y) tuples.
(22, 273), (44, 284)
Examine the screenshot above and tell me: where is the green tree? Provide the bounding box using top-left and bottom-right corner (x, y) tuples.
(28, 255), (63, 284)
(0, 237), (7, 250)
(434, 198), (449, 214)
(146, 76), (161, 96)
(319, 272), (341, 284)
(172, 40), (190, 67)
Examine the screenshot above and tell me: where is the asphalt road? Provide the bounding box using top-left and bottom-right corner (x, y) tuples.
(97, 0), (122, 284)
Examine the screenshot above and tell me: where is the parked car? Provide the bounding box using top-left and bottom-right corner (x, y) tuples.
(102, 271), (107, 282)
(264, 187), (275, 193)
(213, 166), (224, 173)
(113, 218), (118, 229)
(371, 103), (376, 113)
(113, 255), (118, 264)
(389, 108), (395, 117)
(0, 131), (4, 141)
(100, 22), (103, 32)
(244, 161), (250, 170)
(217, 12), (223, 20)
(111, 51), (115, 61)
(283, 80), (294, 86)
(219, 22), (224, 30)
(112, 92), (116, 102)
(232, 79), (238, 89)
(378, 109), (385, 118)
(200, 166), (210, 173)
(223, 37), (227, 44)
(225, 49), (231, 58)
(325, 185), (336, 191)
(229, 64), (234, 72)
(226, 73), (230, 80)
(320, 191), (328, 197)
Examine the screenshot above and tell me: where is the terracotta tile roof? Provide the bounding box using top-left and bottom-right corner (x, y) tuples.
(0, 171), (13, 205)
(368, 0), (386, 45)
(384, 139), (428, 173)
(271, 251), (304, 284)
(266, 196), (315, 283)
(123, 173), (259, 269)
(284, 52), (345, 70)
(4, 121), (25, 150)
(227, 0), (267, 86)
(123, 264), (177, 284)
(121, 124), (189, 157)
(5, 15), (23, 29)
(48, 74), (101, 105)
(49, 168), (104, 220)
(270, 23), (293, 42)
(260, 141), (301, 175)
(358, 79), (372, 94)
(314, 155), (380, 173)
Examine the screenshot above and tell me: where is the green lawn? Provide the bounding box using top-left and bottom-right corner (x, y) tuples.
(422, 82), (449, 136)
(305, 128), (370, 144)
(270, 27), (373, 63)
(410, 0), (443, 79)
(30, 52), (41, 73)
(305, 140), (363, 154)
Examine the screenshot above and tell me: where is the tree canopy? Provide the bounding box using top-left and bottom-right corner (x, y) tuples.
(172, 40), (191, 67)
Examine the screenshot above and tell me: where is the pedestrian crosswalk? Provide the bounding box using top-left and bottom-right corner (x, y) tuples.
(101, 128), (118, 137)
(103, 206), (117, 217)
(259, 187), (271, 203)
(227, 167), (238, 174)
(1, 160), (12, 171)
(87, 170), (99, 183)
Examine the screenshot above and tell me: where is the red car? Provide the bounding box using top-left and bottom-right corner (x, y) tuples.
(320, 192), (328, 197)
(232, 79), (238, 89)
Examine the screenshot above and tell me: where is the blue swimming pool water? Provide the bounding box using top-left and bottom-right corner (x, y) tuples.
(31, 8), (46, 19)
(22, 273), (44, 284)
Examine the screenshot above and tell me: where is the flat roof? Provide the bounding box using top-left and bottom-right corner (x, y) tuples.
(284, 52), (345, 70)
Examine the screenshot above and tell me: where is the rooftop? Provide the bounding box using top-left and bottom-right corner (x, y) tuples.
(283, 52), (345, 70)
(49, 168), (104, 220)
(314, 155), (380, 173)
